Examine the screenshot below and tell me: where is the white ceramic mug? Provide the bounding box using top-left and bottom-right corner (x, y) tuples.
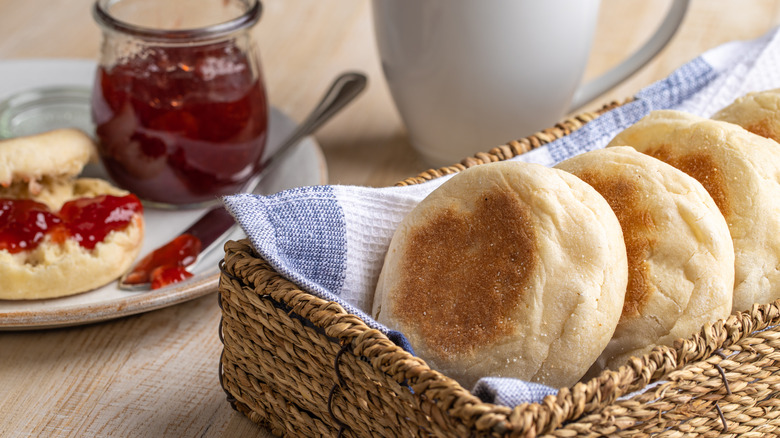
(372, 0), (689, 166)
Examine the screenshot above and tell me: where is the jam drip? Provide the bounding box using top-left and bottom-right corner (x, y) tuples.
(0, 194), (142, 253)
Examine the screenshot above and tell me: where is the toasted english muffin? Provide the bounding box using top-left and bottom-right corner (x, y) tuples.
(556, 147), (734, 372)
(712, 88), (780, 140)
(608, 110), (780, 313)
(0, 130), (144, 300)
(372, 161), (628, 389)
(0, 128), (94, 192)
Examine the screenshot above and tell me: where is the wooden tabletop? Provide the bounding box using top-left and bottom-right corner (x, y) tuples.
(1, 0), (779, 436)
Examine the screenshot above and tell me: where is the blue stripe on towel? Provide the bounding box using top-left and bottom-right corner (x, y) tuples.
(546, 56), (717, 164)
(223, 185), (347, 296)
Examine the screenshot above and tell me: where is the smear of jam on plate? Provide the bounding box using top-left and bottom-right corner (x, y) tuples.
(122, 233), (202, 289)
(150, 265), (196, 290)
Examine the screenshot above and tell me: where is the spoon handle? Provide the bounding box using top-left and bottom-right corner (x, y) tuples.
(244, 71), (368, 194)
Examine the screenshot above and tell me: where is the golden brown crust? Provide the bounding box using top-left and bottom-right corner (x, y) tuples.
(713, 88), (780, 141)
(575, 168), (655, 321)
(641, 144), (731, 217)
(394, 187), (537, 357)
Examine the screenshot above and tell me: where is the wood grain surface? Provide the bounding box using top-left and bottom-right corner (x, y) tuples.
(1, 1), (779, 436)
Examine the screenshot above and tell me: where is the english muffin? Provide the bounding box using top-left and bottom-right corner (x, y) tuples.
(712, 88), (780, 141)
(556, 146), (734, 372)
(0, 128), (94, 193)
(0, 130), (144, 300)
(608, 110), (780, 313)
(372, 161), (628, 389)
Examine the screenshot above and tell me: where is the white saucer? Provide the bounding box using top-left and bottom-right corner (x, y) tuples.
(0, 59), (328, 330)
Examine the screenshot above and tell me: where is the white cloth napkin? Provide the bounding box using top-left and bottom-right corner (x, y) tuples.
(223, 26), (780, 407)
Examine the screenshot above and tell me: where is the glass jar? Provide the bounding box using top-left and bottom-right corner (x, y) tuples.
(91, 0), (268, 208)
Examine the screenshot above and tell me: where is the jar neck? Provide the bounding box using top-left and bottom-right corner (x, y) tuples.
(93, 0), (261, 43)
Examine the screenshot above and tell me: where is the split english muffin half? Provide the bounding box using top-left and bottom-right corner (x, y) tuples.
(0, 128), (144, 300)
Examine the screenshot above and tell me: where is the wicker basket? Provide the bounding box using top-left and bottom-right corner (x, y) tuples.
(217, 102), (780, 437)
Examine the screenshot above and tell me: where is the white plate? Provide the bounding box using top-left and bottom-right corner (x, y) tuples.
(0, 59), (327, 330)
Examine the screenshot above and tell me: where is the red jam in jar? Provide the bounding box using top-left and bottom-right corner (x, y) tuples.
(91, 0), (267, 207)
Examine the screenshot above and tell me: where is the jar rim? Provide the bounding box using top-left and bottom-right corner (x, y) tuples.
(92, 0), (262, 42)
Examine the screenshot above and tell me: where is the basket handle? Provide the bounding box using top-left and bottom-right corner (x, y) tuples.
(569, 0), (690, 111)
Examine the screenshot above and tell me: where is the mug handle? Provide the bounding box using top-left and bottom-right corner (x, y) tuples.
(569, 0), (690, 111)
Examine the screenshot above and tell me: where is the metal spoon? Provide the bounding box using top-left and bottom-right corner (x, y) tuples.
(119, 71), (368, 290)
(243, 71), (367, 195)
